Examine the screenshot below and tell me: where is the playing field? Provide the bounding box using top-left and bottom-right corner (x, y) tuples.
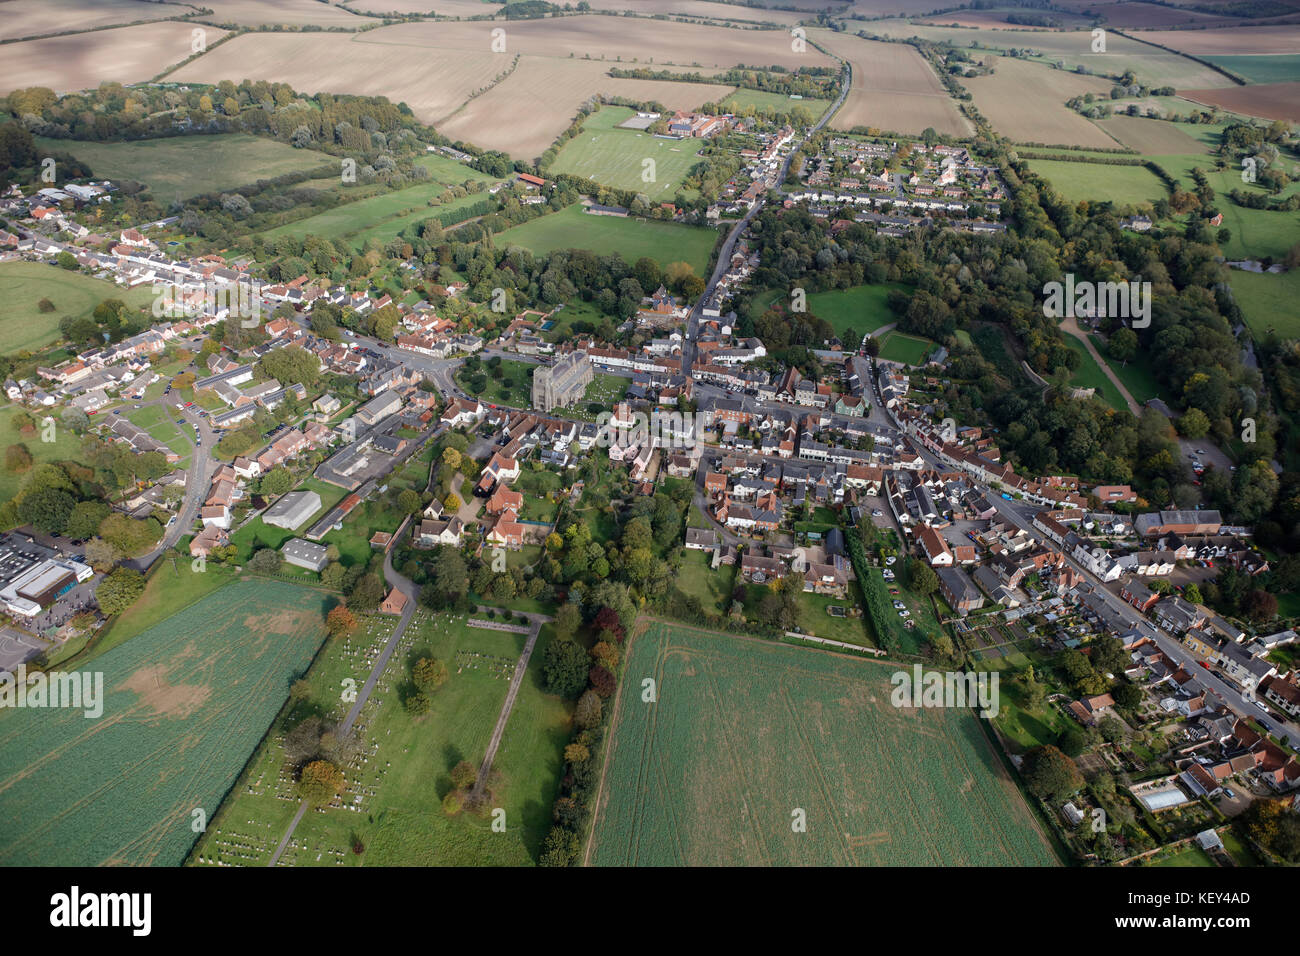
(1025, 158), (1165, 206)
(0, 261), (155, 353)
(495, 203), (718, 273)
(588, 622), (1059, 866)
(35, 134), (334, 202)
(0, 579), (330, 866)
(191, 610), (570, 866)
(549, 107), (706, 197)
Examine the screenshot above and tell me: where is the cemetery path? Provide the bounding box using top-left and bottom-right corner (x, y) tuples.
(468, 606), (551, 802)
(267, 552), (417, 866)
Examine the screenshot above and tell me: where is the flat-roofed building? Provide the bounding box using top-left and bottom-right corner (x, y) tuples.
(282, 538), (329, 572)
(263, 490), (322, 530)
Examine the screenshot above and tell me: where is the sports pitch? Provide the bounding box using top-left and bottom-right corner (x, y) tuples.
(549, 107), (706, 197)
(587, 622), (1059, 866)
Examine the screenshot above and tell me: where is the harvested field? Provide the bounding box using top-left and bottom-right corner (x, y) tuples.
(0, 579), (329, 867)
(1094, 114), (1205, 154)
(1059, 1), (1264, 29)
(351, 16), (830, 69)
(342, 0), (498, 14)
(1134, 25), (1300, 55)
(169, 33), (505, 126)
(962, 57), (1116, 147)
(345, 0), (809, 19)
(196, 0), (367, 26)
(858, 19), (1237, 88)
(0, 0), (201, 42)
(1180, 82), (1300, 123)
(0, 21), (226, 95)
(588, 621), (1059, 866)
(813, 30), (971, 136)
(437, 56), (735, 160)
(920, 10), (1094, 29)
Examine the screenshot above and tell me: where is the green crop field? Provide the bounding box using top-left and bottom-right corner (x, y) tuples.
(1025, 159), (1165, 207)
(1203, 55), (1300, 85)
(1230, 267), (1300, 341)
(36, 134), (333, 202)
(588, 621), (1059, 866)
(876, 330), (934, 366)
(805, 282), (905, 340)
(0, 579), (330, 866)
(0, 261), (155, 354)
(495, 204), (718, 274)
(191, 610), (569, 866)
(549, 106), (706, 197)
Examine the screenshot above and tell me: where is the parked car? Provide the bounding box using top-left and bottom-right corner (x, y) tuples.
(1222, 787), (1236, 799)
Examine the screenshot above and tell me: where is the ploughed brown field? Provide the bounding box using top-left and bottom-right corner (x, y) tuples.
(169, 33), (506, 126)
(198, 0), (368, 26)
(0, 21), (227, 96)
(349, 16), (830, 69)
(812, 30), (971, 137)
(1180, 83), (1300, 124)
(1132, 25), (1300, 55)
(0, 0), (201, 42)
(437, 57), (736, 161)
